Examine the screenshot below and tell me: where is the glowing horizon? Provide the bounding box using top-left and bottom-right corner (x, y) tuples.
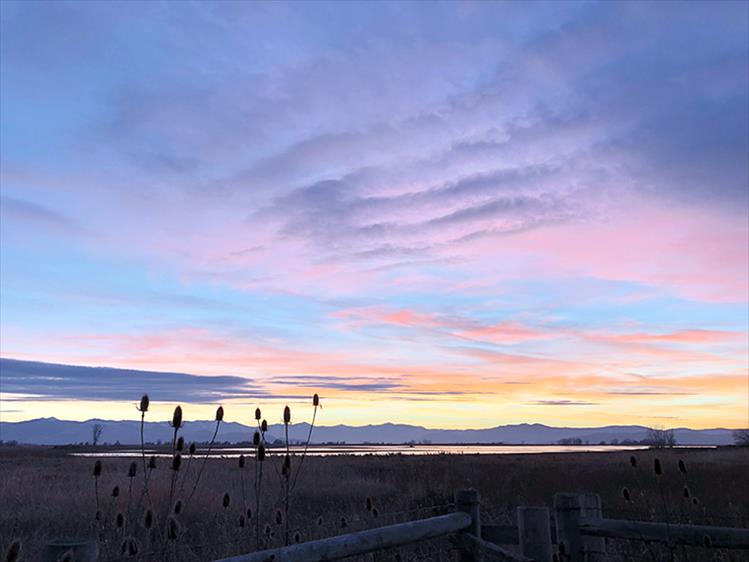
(1, 1), (747, 429)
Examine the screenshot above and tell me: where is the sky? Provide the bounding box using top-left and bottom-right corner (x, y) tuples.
(0, 1), (747, 430)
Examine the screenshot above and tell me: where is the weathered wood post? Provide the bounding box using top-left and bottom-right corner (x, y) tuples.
(455, 488), (480, 561)
(580, 494), (605, 561)
(42, 538), (98, 562)
(518, 506), (553, 562)
(554, 493), (583, 562)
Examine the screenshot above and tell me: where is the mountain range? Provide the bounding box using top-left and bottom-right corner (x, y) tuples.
(0, 417), (737, 446)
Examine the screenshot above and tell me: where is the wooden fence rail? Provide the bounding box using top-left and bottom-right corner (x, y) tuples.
(45, 489), (749, 561)
(208, 490), (749, 562)
(212, 489), (524, 562)
(578, 517), (749, 550)
(214, 512), (471, 562)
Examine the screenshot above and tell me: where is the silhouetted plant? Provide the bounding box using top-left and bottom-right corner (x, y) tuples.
(185, 405), (224, 510)
(4, 538), (21, 562)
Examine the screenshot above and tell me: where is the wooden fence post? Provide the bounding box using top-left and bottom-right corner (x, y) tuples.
(554, 493), (583, 562)
(455, 489), (480, 561)
(580, 494), (605, 561)
(517, 506), (553, 562)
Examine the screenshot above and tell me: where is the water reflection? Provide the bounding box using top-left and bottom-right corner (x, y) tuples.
(72, 444), (654, 458)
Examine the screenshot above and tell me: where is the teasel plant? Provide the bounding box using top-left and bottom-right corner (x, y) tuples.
(92, 460), (103, 522)
(125, 461), (137, 529)
(185, 405), (224, 510)
(177, 441), (198, 499)
(237, 453), (248, 535)
(3, 538), (21, 562)
(167, 404), (183, 510)
(281, 405), (292, 545)
(676, 458), (693, 523)
(253, 407), (267, 550)
(290, 394), (320, 494)
(281, 395), (322, 545)
(136, 394), (151, 501)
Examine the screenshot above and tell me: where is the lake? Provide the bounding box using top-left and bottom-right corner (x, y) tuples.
(73, 443), (655, 457)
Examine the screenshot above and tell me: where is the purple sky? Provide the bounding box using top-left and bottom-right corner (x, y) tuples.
(1, 1), (747, 428)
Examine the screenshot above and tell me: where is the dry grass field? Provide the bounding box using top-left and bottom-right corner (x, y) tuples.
(1, 446), (747, 561)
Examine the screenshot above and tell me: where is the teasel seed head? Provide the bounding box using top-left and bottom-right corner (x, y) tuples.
(257, 443), (266, 461)
(171, 453), (182, 472)
(683, 486), (690, 499)
(171, 405), (183, 429)
(216, 406), (224, 422)
(629, 455), (637, 468)
(127, 461), (137, 478)
(372, 507), (379, 518)
(189, 442), (196, 455)
(255, 407), (261, 421)
(139, 394), (149, 413)
(247, 508), (252, 520)
(264, 524), (271, 536)
(678, 459), (687, 473)
(365, 497), (373, 511)
(275, 510), (282, 525)
(239, 515), (246, 528)
(317, 516), (323, 526)
(283, 405), (291, 424)
(95, 510), (102, 521)
(704, 535), (712, 548)
(93, 460), (102, 477)
(692, 497), (700, 505)
(58, 550), (74, 562)
(238, 454), (245, 468)
(116, 512), (124, 528)
(176, 436), (184, 451)
(121, 536), (138, 557)
(5, 538), (21, 562)
(223, 492), (231, 509)
(294, 532), (301, 543)
(148, 455), (157, 469)
(143, 509), (153, 529)
(174, 500), (183, 515)
(167, 516), (180, 541)
(622, 487), (631, 502)
(558, 542), (567, 556)
(340, 517), (347, 528)
(261, 419), (268, 432)
(112, 485), (120, 498)
(653, 458), (662, 476)
(253, 431), (261, 446)
(313, 393), (320, 407)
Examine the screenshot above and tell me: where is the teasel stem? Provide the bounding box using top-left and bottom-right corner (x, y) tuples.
(254, 425), (266, 550)
(238, 454), (247, 527)
(177, 441), (197, 497)
(185, 406), (223, 510)
(136, 394), (151, 505)
(290, 395), (319, 494)
(92, 460), (102, 526)
(167, 452), (182, 515)
(126, 461), (137, 533)
(283, 405), (291, 545)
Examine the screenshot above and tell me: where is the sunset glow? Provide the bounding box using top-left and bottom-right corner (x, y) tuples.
(1, 1), (747, 429)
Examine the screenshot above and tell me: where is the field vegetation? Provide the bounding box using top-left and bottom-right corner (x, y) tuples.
(1, 443), (747, 561)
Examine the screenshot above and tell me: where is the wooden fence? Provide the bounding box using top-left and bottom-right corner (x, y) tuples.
(42, 489), (749, 561)
(208, 489), (749, 562)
